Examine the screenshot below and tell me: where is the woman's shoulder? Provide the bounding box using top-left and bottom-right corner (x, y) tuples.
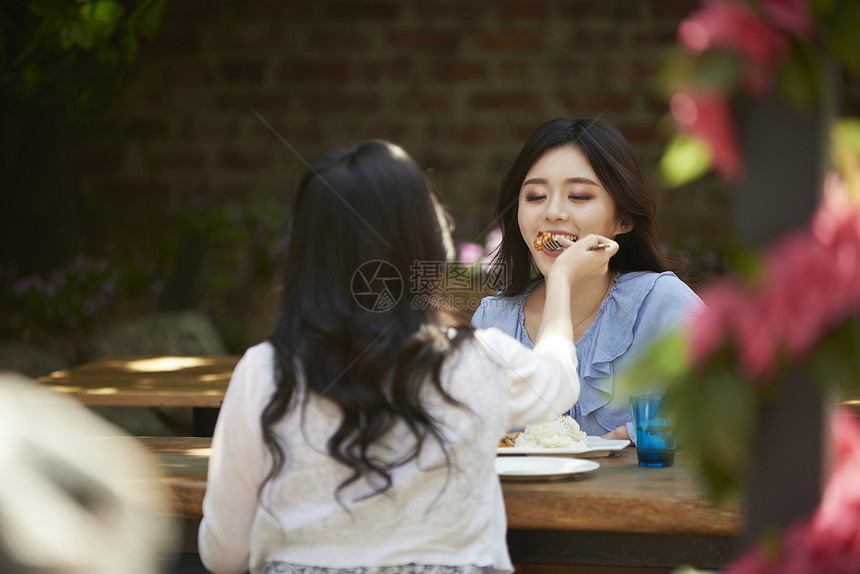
(469, 291), (524, 329)
(614, 270), (701, 305)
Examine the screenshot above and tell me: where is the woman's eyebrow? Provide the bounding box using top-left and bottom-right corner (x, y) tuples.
(522, 176), (600, 186)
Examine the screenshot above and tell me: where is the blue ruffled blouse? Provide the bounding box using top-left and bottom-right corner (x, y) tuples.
(471, 271), (703, 441)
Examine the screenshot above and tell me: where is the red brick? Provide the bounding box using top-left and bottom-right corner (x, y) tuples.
(515, 123), (542, 141)
(631, 27), (679, 48)
(124, 118), (171, 140)
(279, 59), (354, 83)
(650, 0), (699, 20)
(414, 0), (482, 19)
(77, 150), (124, 171)
(247, 92), (293, 112)
(397, 91), (453, 112)
(558, 0), (644, 20)
(308, 28), (371, 51)
(111, 181), (171, 199)
(243, 2), (314, 19)
(439, 124), (498, 144)
(323, 0), (401, 20)
(614, 122), (658, 145)
(554, 59), (588, 77)
(469, 91), (539, 110)
(559, 91), (633, 111)
(385, 29), (459, 51)
(415, 152), (476, 172)
(155, 151), (206, 171)
(300, 93), (381, 113)
(432, 60), (487, 82)
(479, 31), (541, 51)
(499, 59), (529, 80)
(219, 58), (267, 84)
(362, 59), (412, 81)
(146, 30), (199, 54)
(271, 119), (322, 141)
(499, 0), (548, 19)
(606, 59), (657, 83)
(193, 119), (243, 140)
(217, 149), (273, 170)
(363, 121), (413, 141)
(567, 29), (624, 50)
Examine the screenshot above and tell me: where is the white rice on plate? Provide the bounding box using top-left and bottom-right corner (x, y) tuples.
(515, 414), (587, 448)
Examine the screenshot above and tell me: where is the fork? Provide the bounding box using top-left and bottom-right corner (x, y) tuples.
(544, 237), (611, 252)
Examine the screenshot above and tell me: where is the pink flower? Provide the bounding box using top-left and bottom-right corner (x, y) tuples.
(760, 0), (815, 40)
(678, 0), (790, 94)
(671, 91), (742, 180)
(480, 227), (503, 271)
(735, 295), (779, 380)
(689, 280), (739, 363)
(457, 242), (484, 266)
(726, 409), (860, 573)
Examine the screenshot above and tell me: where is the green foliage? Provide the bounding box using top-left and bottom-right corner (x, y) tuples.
(620, 330), (758, 504)
(776, 40), (823, 113)
(658, 48), (743, 94)
(1, 0), (166, 130)
(659, 133), (712, 187)
(815, 0), (860, 73)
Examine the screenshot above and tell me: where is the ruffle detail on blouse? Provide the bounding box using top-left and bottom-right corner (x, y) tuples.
(575, 271), (673, 418)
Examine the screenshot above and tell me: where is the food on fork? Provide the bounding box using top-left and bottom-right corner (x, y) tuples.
(534, 231), (578, 252)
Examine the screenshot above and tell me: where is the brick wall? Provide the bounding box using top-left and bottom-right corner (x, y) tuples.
(78, 0), (715, 246)
(8, 0), (860, 352)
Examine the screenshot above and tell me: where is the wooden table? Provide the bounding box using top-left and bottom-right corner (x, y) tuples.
(135, 437), (743, 569)
(37, 356), (240, 407)
(37, 356), (240, 435)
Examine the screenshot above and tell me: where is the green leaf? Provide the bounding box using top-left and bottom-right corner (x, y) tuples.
(834, 118), (860, 157)
(675, 363), (757, 503)
(617, 330), (691, 397)
(659, 134), (712, 187)
(659, 49), (743, 95)
(776, 42), (822, 113)
(820, 1), (860, 73)
(79, 0), (124, 27)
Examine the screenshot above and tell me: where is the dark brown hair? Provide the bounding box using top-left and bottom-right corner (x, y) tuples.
(263, 140), (472, 506)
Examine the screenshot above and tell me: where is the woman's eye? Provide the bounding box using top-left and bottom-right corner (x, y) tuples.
(569, 195), (591, 201)
(524, 195), (545, 202)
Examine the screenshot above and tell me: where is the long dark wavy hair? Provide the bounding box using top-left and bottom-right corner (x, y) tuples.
(487, 118), (670, 296)
(263, 140), (473, 505)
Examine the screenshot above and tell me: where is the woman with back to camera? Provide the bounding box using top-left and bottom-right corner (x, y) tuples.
(472, 118), (703, 442)
(198, 139), (618, 574)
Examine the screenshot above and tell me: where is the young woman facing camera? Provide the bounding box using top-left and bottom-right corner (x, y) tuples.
(472, 118), (703, 442)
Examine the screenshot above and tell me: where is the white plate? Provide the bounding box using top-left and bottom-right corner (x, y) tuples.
(495, 456), (600, 481)
(497, 436), (630, 458)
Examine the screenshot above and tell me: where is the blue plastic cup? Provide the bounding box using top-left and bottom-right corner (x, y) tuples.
(630, 394), (676, 468)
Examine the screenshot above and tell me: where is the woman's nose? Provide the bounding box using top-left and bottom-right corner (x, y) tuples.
(544, 195), (569, 221)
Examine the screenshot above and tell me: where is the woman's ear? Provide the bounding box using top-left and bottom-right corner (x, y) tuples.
(614, 218), (633, 237)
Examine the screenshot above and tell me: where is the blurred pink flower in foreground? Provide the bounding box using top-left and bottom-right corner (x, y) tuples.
(726, 408), (860, 574)
(671, 91), (742, 181)
(760, 0), (814, 40)
(689, 179), (860, 381)
(678, 0), (790, 94)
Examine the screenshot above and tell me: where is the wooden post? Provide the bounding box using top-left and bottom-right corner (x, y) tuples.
(735, 62), (836, 548)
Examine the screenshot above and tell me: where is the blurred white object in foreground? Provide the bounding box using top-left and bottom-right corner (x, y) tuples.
(0, 370), (178, 574)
